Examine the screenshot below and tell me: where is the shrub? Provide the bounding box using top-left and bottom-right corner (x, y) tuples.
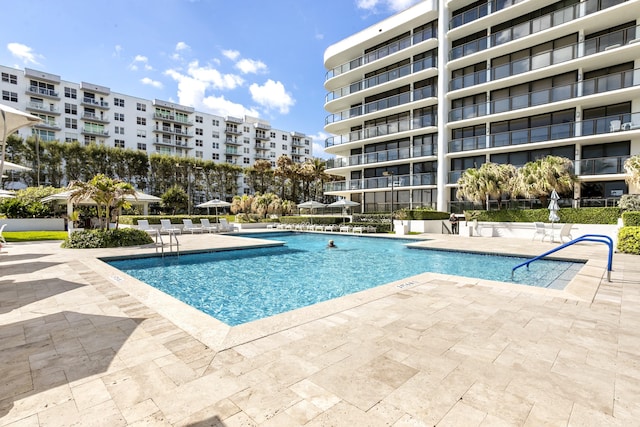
(63, 228), (153, 249)
(622, 211), (640, 227)
(617, 227), (640, 254)
(618, 194), (640, 211)
(471, 207), (619, 224)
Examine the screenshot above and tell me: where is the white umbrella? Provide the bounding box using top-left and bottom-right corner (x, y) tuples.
(196, 199), (231, 220)
(328, 199), (360, 218)
(548, 189), (560, 240)
(0, 104), (41, 182)
(297, 200), (326, 210)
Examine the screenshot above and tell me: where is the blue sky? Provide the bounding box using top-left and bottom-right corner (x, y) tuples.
(1, 0), (421, 158)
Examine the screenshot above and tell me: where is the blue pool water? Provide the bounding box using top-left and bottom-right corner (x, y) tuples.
(107, 232), (583, 326)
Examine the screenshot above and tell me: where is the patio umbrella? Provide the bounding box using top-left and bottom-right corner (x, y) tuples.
(297, 200), (326, 225)
(548, 189), (560, 240)
(328, 199), (360, 219)
(196, 199), (231, 221)
(0, 104), (41, 183)
(2, 160), (32, 172)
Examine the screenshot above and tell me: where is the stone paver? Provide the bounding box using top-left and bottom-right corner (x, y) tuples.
(0, 232), (638, 426)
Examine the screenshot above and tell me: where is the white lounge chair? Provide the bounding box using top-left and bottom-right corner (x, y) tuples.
(199, 218), (218, 233)
(136, 219), (157, 235)
(532, 222), (548, 241)
(182, 219), (204, 234)
(160, 219), (181, 235)
(352, 226), (364, 234)
(324, 224), (338, 232)
(339, 225), (352, 233)
(218, 218), (235, 232)
(558, 223), (574, 243)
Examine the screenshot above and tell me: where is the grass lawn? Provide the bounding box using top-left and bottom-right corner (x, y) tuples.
(3, 231), (68, 242)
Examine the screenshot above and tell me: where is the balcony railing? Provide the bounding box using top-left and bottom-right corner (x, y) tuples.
(324, 172), (437, 193)
(326, 57), (437, 103)
(450, 67), (639, 122)
(326, 144), (436, 169)
(27, 86), (59, 98)
(450, 2), (490, 29)
(153, 112), (192, 125)
(34, 121), (60, 130)
(81, 97), (109, 108)
(326, 86), (436, 125)
(225, 148), (241, 155)
(26, 102), (58, 113)
(449, 135), (486, 153)
(325, 25), (437, 80)
(82, 112), (109, 123)
(225, 138), (242, 145)
(153, 125), (192, 136)
(81, 128), (109, 136)
(326, 113), (437, 148)
(579, 155), (629, 175)
(153, 137), (191, 148)
(224, 127), (242, 135)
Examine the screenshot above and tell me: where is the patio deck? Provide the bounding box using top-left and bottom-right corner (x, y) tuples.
(0, 232), (638, 426)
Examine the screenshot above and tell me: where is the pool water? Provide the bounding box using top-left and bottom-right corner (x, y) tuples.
(107, 232), (583, 326)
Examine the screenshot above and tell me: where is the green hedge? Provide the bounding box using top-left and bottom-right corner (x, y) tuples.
(63, 228), (154, 249)
(617, 227), (640, 254)
(472, 207), (620, 224)
(279, 216), (342, 225)
(622, 211), (640, 226)
(405, 210), (450, 220)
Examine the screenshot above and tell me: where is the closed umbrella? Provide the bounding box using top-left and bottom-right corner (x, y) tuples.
(548, 189), (560, 241)
(196, 199), (231, 221)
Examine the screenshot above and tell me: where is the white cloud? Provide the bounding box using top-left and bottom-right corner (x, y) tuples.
(222, 49), (240, 61)
(7, 43), (42, 65)
(175, 41), (190, 51)
(249, 80), (295, 114)
(309, 131), (331, 159)
(202, 95), (259, 118)
(140, 77), (163, 89)
(180, 60), (244, 90)
(130, 55), (153, 71)
(113, 45), (123, 57)
(235, 58), (267, 75)
(356, 0), (420, 13)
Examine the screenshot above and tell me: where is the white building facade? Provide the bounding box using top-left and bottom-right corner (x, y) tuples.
(0, 65), (311, 193)
(323, 0), (640, 213)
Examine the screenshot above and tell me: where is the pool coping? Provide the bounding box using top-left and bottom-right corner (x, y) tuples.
(87, 231), (608, 353)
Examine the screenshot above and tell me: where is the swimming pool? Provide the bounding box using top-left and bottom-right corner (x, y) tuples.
(107, 232), (583, 326)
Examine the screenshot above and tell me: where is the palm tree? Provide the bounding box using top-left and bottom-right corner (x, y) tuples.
(456, 162), (516, 209)
(245, 159), (274, 194)
(301, 158), (328, 201)
(624, 154), (640, 190)
(516, 155), (575, 205)
(68, 174), (136, 230)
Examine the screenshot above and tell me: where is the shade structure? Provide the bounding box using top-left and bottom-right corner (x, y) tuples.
(328, 199), (360, 208)
(42, 189), (161, 216)
(0, 104), (41, 182)
(2, 160), (32, 172)
(196, 199), (231, 221)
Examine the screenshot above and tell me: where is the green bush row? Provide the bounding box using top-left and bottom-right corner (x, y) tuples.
(622, 211), (640, 226)
(617, 227), (640, 254)
(471, 207), (620, 224)
(63, 228), (154, 249)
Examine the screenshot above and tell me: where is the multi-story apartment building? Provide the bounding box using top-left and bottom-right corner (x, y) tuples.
(0, 64), (311, 193)
(323, 0), (640, 213)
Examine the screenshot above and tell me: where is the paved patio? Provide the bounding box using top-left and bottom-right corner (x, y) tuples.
(0, 232), (638, 426)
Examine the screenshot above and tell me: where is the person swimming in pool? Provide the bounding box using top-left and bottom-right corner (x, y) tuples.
(327, 240), (336, 248)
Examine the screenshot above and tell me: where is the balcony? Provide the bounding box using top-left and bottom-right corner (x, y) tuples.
(579, 155), (629, 176)
(153, 125), (192, 137)
(225, 148), (241, 156)
(255, 143), (269, 150)
(324, 172), (437, 193)
(81, 128), (109, 137)
(152, 112), (193, 125)
(326, 56), (436, 103)
(82, 112), (110, 123)
(450, 25), (640, 92)
(34, 121), (60, 131)
(26, 102), (59, 115)
(325, 24), (436, 81)
(254, 153), (270, 160)
(225, 126), (242, 135)
(81, 97), (109, 109)
(449, 1), (490, 29)
(225, 137), (242, 146)
(451, 67), (639, 123)
(26, 86), (59, 99)
(255, 132), (269, 141)
(326, 113), (436, 148)
(326, 144), (436, 170)
(291, 139), (305, 147)
(153, 137), (192, 148)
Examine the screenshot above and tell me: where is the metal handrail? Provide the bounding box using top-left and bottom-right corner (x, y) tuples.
(512, 234), (613, 282)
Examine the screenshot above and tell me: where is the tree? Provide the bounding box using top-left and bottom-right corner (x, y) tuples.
(68, 174), (136, 230)
(245, 159), (274, 194)
(161, 185), (188, 215)
(515, 155), (575, 205)
(624, 154), (640, 191)
(456, 162), (516, 209)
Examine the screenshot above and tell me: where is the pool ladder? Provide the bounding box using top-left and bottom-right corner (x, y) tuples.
(150, 229), (180, 256)
(511, 234), (613, 282)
